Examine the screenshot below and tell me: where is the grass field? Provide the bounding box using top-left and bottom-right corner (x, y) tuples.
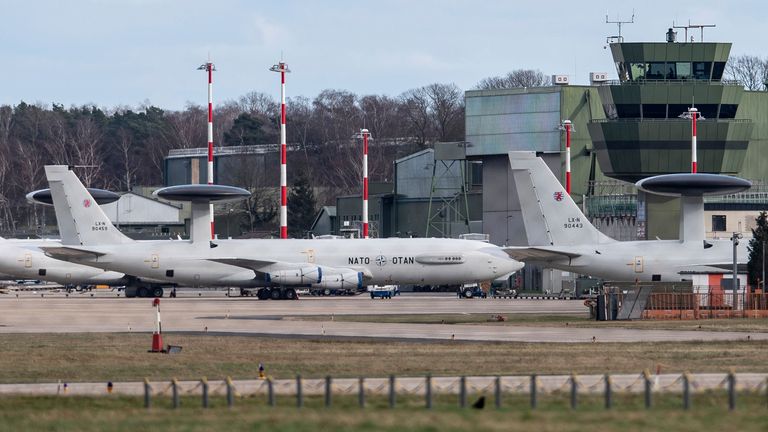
(1, 333), (768, 383)
(1, 393), (768, 432)
(291, 313), (768, 332)
(2, 333), (768, 431)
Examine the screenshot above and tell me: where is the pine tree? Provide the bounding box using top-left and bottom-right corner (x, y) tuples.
(747, 211), (768, 289)
(287, 172), (317, 238)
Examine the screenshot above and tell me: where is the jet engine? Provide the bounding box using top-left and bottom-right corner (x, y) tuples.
(313, 271), (363, 289)
(267, 266), (322, 285)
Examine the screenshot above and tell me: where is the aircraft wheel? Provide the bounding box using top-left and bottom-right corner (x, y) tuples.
(152, 287), (164, 298)
(270, 288), (283, 300)
(284, 288), (297, 300)
(323, 288), (331, 296)
(257, 288), (271, 300)
(138, 286), (150, 298)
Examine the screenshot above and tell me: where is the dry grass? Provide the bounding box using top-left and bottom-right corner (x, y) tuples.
(293, 313), (768, 332)
(1, 394), (768, 432)
(0, 333), (767, 384)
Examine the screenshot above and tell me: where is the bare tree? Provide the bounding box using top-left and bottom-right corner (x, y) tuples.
(167, 105), (206, 149)
(424, 83), (464, 141)
(399, 87), (432, 146)
(71, 116), (104, 187)
(116, 129), (137, 190)
(238, 91), (278, 118)
(726, 55), (768, 91)
(475, 69), (549, 89)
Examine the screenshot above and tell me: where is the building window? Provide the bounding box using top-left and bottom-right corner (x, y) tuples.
(719, 104), (738, 119)
(693, 62), (712, 80)
(712, 215), (726, 232)
(712, 62), (726, 81)
(616, 104), (641, 118)
(642, 104), (667, 119)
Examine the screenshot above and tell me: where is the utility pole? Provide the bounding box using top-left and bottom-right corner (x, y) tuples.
(732, 232), (743, 310)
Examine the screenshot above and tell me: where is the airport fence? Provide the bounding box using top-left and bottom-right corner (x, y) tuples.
(3, 372), (767, 411)
(597, 290), (768, 320)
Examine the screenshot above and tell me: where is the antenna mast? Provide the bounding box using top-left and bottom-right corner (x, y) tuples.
(605, 10), (635, 43)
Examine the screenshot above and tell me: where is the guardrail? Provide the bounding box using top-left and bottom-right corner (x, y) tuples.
(2, 372), (765, 411)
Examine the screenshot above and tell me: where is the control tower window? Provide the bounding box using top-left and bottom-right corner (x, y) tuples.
(642, 104), (667, 119)
(616, 62), (630, 81)
(616, 104), (641, 118)
(712, 62), (726, 81)
(647, 62), (667, 80)
(675, 62), (692, 80)
(698, 104), (719, 119)
(693, 62), (712, 80)
(719, 104), (738, 119)
(629, 63), (648, 80)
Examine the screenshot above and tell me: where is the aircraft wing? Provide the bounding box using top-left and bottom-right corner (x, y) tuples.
(502, 246), (581, 262)
(207, 258), (278, 271)
(676, 263), (748, 273)
(208, 258), (371, 279)
(40, 246), (105, 260)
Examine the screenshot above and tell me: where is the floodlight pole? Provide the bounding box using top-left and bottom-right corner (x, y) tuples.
(197, 61), (217, 239)
(270, 61), (291, 239)
(680, 107), (703, 173)
(559, 120), (573, 194)
(354, 129), (372, 238)
(732, 232), (742, 310)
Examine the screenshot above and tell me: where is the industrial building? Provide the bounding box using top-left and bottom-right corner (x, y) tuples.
(313, 145), (483, 238)
(465, 29), (768, 291)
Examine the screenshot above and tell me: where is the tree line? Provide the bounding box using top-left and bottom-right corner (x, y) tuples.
(0, 69), (549, 235)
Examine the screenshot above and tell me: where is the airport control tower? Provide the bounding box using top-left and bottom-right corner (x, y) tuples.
(587, 29), (753, 182)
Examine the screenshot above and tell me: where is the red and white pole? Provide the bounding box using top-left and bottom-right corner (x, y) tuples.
(271, 62), (290, 239)
(361, 129), (370, 239)
(151, 298), (163, 352)
(199, 61), (216, 239)
(690, 107), (698, 173)
(563, 120), (572, 194)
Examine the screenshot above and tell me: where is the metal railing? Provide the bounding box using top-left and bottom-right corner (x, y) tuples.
(4, 372), (764, 412)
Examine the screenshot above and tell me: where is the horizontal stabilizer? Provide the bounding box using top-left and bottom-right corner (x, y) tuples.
(503, 246), (581, 262)
(40, 246), (105, 260)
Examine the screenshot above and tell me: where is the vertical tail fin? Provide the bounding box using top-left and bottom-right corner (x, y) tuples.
(508, 152), (614, 246)
(45, 165), (133, 246)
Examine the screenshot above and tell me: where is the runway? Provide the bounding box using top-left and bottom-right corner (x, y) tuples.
(1, 294), (766, 343)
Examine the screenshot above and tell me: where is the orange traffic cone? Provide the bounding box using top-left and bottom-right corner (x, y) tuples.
(151, 332), (164, 352)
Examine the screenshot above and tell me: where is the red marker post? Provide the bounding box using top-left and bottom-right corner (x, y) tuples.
(150, 298), (164, 353)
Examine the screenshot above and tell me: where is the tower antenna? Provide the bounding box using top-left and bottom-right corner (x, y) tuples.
(605, 10), (635, 44)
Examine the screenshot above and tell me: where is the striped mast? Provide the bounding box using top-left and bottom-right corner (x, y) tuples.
(690, 107), (699, 173)
(198, 61), (216, 238)
(270, 61), (290, 238)
(359, 129), (371, 238)
(679, 105), (704, 173)
(560, 120), (572, 194)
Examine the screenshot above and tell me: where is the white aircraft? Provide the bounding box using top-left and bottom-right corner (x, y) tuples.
(0, 236), (127, 288)
(503, 152), (750, 282)
(41, 165), (524, 299)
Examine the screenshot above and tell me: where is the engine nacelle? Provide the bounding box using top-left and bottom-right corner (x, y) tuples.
(267, 266), (322, 285)
(313, 271), (363, 289)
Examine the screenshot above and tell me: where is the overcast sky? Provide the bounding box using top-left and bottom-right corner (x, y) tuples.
(2, 0), (764, 110)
